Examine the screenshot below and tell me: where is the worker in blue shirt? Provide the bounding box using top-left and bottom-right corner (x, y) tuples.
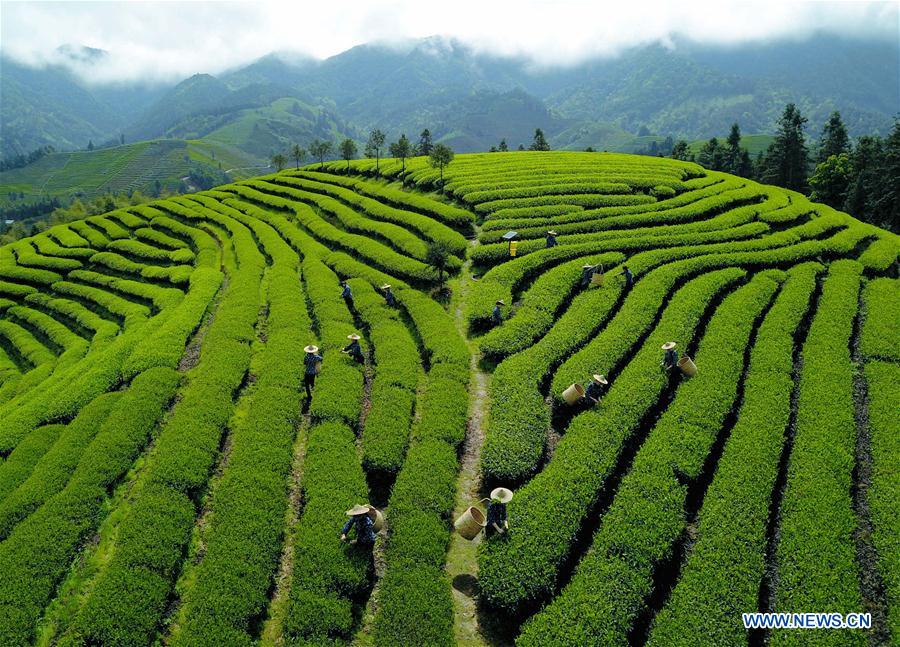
(581, 264), (595, 289)
(546, 230), (558, 248)
(340, 281), (354, 307)
(584, 374), (608, 404)
(492, 300), (504, 326)
(342, 333), (365, 364)
(304, 345), (323, 398)
(661, 341), (679, 370)
(341, 504), (376, 547)
(485, 487), (513, 538)
(621, 265), (634, 287)
(382, 284), (396, 307)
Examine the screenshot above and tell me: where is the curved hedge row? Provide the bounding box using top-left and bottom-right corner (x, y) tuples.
(478, 269), (746, 613)
(648, 262), (821, 645)
(519, 271), (783, 644)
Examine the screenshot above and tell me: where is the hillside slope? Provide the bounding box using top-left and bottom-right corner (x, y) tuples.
(0, 152), (897, 646)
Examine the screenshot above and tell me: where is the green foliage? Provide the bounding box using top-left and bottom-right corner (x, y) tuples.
(774, 260), (864, 646)
(648, 264), (820, 645)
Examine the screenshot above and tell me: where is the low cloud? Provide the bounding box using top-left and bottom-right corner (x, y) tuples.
(1, 0), (897, 84)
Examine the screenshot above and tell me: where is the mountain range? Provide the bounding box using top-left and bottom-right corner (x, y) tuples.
(2, 34), (898, 161)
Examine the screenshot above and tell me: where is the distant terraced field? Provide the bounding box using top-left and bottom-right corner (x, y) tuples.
(0, 152), (897, 646)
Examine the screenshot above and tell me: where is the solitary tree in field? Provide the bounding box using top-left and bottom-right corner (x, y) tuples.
(87, 140), (94, 151)
(760, 103), (809, 192)
(389, 134), (412, 173)
(291, 144), (306, 169)
(428, 143), (454, 188)
(498, 138), (508, 152)
(517, 144), (525, 151)
(818, 111), (850, 163)
(418, 129), (433, 156)
(366, 129), (386, 174)
(340, 138), (358, 173)
(530, 128), (550, 151)
(426, 240), (451, 283)
(271, 153), (287, 171)
(309, 139), (333, 169)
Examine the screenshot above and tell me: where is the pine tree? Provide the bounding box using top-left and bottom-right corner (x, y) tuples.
(530, 128), (550, 151)
(760, 103), (809, 192)
(670, 141), (690, 161)
(418, 129), (433, 156)
(498, 139), (508, 152)
(818, 111), (850, 164)
(725, 123), (742, 173)
(844, 136), (885, 227)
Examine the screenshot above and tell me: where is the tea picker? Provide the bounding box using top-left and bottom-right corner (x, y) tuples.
(492, 300), (505, 326)
(621, 265), (634, 288)
(580, 264), (595, 289)
(342, 333), (365, 364)
(546, 230), (558, 248)
(341, 504), (380, 547)
(382, 284), (396, 307)
(304, 345), (323, 398)
(661, 341), (679, 371)
(485, 487), (513, 537)
(340, 281), (354, 307)
(454, 487), (515, 540)
(584, 374), (608, 404)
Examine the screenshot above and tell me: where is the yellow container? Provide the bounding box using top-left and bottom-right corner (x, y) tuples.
(509, 241), (518, 257)
(367, 506), (385, 532)
(455, 506), (486, 540)
(562, 383), (586, 405)
(678, 356), (698, 377)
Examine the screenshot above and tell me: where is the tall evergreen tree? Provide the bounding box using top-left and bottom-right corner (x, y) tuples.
(725, 122), (742, 173)
(874, 120), (900, 232)
(760, 103), (809, 192)
(698, 137), (725, 171)
(418, 129), (433, 156)
(817, 111), (850, 164)
(844, 135), (885, 227)
(530, 128), (550, 151)
(498, 139), (508, 152)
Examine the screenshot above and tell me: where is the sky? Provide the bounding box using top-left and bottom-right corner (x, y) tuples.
(1, 0), (898, 84)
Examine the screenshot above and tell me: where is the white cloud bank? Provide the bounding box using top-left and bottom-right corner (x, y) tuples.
(1, 0), (897, 83)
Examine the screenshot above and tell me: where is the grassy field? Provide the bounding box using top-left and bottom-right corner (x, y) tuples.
(0, 139), (262, 207)
(0, 151), (896, 646)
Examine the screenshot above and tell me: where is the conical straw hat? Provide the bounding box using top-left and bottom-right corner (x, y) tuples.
(583, 264), (594, 269)
(661, 341), (677, 350)
(490, 487), (513, 503)
(592, 374), (608, 385)
(346, 504), (369, 516)
(347, 333), (361, 341)
(547, 230), (557, 236)
(381, 284), (391, 290)
(496, 300), (505, 306)
(304, 345), (319, 354)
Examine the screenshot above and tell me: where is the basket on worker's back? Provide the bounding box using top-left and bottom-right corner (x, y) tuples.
(562, 383), (586, 405)
(455, 506), (486, 540)
(678, 356), (698, 377)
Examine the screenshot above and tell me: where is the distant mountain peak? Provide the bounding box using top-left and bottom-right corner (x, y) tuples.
(55, 44), (109, 65)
